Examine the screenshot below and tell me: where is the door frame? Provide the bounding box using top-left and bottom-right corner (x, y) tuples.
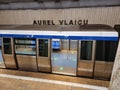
(51, 39), (78, 76)
(77, 40), (96, 77)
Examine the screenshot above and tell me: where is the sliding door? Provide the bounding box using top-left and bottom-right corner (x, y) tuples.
(51, 39), (78, 76)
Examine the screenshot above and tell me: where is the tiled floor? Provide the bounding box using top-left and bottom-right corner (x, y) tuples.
(0, 69), (109, 90)
(0, 77), (92, 90)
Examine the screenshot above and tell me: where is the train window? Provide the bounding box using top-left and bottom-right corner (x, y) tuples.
(70, 40), (78, 50)
(15, 39), (36, 55)
(80, 41), (93, 60)
(39, 39), (48, 57)
(52, 39), (61, 50)
(3, 38), (12, 54)
(15, 45), (36, 55)
(61, 39), (69, 50)
(15, 39), (36, 44)
(95, 41), (118, 62)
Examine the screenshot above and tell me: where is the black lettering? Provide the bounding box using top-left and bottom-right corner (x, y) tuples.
(64, 20), (68, 25)
(78, 20), (82, 25)
(47, 20), (50, 25)
(33, 19), (88, 26)
(43, 20), (47, 25)
(51, 20), (55, 25)
(33, 20), (38, 25)
(59, 20), (64, 25)
(69, 20), (74, 25)
(83, 19), (88, 25)
(74, 20), (77, 25)
(38, 20), (42, 25)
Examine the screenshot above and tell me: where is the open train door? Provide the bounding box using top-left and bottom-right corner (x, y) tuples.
(51, 39), (78, 76)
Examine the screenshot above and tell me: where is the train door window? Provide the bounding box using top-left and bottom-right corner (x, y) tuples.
(80, 41), (93, 60)
(39, 39), (48, 57)
(3, 38), (12, 54)
(52, 39), (61, 50)
(95, 41), (118, 62)
(70, 40), (78, 50)
(61, 39), (68, 50)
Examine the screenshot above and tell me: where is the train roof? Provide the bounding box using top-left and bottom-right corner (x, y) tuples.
(0, 24), (115, 31)
(0, 24), (118, 41)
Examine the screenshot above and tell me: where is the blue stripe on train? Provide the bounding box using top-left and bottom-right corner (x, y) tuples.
(0, 34), (118, 41)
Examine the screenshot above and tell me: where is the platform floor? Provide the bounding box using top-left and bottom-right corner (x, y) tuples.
(0, 69), (109, 90)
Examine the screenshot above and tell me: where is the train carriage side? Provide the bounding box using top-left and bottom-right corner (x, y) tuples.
(0, 25), (118, 80)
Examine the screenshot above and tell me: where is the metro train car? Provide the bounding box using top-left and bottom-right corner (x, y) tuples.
(0, 24), (119, 80)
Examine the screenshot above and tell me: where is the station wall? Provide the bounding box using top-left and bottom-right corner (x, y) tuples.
(109, 40), (120, 90)
(0, 6), (120, 27)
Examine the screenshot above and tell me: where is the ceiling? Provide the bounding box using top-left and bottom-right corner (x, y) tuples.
(0, 0), (119, 10)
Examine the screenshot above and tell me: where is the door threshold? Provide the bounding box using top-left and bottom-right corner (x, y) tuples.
(0, 66), (5, 68)
(52, 71), (76, 76)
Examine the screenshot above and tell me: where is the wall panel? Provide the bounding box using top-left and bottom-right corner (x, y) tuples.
(0, 7), (120, 26)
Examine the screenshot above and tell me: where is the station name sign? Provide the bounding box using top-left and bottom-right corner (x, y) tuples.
(33, 19), (88, 25)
